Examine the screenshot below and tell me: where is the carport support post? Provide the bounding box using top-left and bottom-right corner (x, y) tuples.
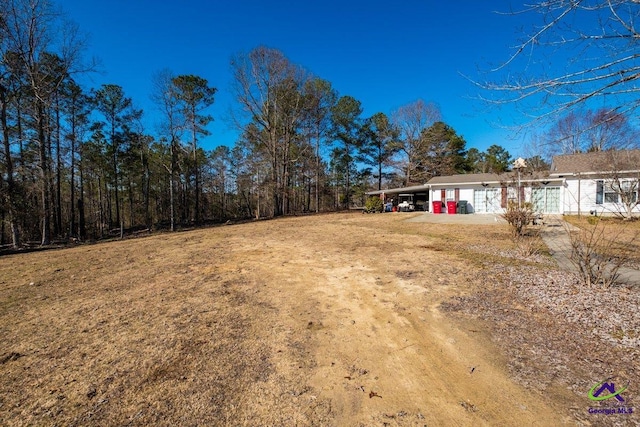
(576, 172), (581, 217)
(517, 168), (521, 209)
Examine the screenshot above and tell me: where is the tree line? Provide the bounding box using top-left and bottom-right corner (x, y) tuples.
(0, 0), (527, 248)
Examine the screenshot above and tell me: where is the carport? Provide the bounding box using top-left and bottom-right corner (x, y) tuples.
(365, 184), (430, 211)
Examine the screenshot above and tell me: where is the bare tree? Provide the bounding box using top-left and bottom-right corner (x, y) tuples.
(481, 1), (640, 129)
(230, 46), (308, 217)
(391, 99), (441, 185)
(0, 80), (21, 248)
(1, 0), (88, 245)
(544, 108), (638, 155)
(567, 218), (638, 287)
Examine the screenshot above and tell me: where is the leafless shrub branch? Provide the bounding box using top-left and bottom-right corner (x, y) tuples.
(502, 201), (537, 237)
(566, 218), (637, 287)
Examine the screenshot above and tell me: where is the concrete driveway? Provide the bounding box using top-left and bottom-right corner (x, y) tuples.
(404, 212), (507, 225)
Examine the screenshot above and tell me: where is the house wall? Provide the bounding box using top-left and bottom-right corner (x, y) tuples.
(430, 186), (499, 214)
(430, 184), (564, 214)
(563, 178), (640, 216)
(563, 178), (593, 215)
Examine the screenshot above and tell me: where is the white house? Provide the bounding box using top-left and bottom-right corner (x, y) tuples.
(427, 172), (564, 214)
(427, 150), (640, 216)
(549, 150), (640, 216)
(366, 150), (640, 216)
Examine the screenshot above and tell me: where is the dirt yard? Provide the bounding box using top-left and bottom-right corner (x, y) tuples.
(0, 212), (637, 426)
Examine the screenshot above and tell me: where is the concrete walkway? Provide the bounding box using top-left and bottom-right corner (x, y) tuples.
(539, 216), (640, 287)
(407, 212), (640, 286)
(538, 216), (576, 271)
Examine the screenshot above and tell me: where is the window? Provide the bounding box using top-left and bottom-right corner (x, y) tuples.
(621, 180), (638, 204)
(446, 188), (455, 201)
(604, 182), (619, 203)
(532, 187), (561, 213)
(597, 179), (639, 204)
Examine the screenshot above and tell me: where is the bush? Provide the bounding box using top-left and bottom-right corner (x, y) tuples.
(364, 197), (384, 213)
(502, 201), (536, 237)
(567, 220), (637, 288)
(514, 233), (543, 257)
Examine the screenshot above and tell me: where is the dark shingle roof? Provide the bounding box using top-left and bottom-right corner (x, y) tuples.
(550, 150), (640, 175)
(427, 173), (503, 185)
(365, 184), (429, 195)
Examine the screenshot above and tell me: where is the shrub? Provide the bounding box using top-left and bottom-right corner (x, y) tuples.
(502, 201), (536, 237)
(364, 196), (384, 213)
(514, 233), (543, 257)
(566, 220), (637, 288)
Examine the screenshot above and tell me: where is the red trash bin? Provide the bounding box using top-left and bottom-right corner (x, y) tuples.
(447, 201), (457, 214)
(432, 201), (442, 214)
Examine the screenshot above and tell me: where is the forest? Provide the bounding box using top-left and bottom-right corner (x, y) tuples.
(0, 0), (540, 248)
(0, 0), (521, 248)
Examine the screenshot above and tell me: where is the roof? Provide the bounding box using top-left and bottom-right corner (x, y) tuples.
(550, 149), (640, 175)
(366, 184), (429, 195)
(427, 171), (563, 187)
(427, 173), (503, 186)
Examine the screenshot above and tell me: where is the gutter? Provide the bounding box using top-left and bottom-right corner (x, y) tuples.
(428, 177), (565, 187)
(550, 169), (640, 178)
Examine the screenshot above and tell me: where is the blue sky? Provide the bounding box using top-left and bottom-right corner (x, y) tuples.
(61, 0), (536, 156)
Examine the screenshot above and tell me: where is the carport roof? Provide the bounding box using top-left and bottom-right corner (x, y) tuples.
(365, 184), (429, 195)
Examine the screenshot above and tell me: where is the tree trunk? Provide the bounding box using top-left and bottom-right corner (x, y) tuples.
(70, 116), (76, 238)
(143, 149), (151, 229)
(0, 84), (21, 248)
(193, 122), (200, 224)
(37, 101), (52, 245)
(315, 127), (320, 213)
(170, 139), (177, 231)
(112, 146), (120, 229)
(55, 96), (63, 237)
(128, 177), (134, 229)
(99, 176), (105, 238)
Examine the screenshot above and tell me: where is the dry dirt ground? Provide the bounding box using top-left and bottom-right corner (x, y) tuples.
(0, 212), (637, 426)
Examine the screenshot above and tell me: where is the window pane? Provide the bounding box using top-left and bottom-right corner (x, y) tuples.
(446, 189), (454, 200)
(627, 192), (637, 203)
(605, 192), (618, 203)
(596, 180), (603, 205)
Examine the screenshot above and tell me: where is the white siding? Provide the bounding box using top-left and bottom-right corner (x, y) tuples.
(459, 189), (474, 204)
(562, 179), (596, 215)
(563, 178), (640, 215)
(431, 185), (502, 214)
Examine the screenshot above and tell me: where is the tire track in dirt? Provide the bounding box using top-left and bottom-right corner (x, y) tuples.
(258, 216), (576, 426)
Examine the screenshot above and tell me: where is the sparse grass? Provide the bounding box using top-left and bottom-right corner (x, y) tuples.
(0, 212), (592, 426)
(564, 215), (640, 271)
(0, 225), (322, 426)
(565, 215), (640, 242)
